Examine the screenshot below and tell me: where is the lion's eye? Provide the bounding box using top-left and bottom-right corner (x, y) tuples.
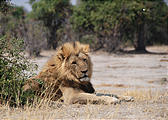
(83, 58), (87, 62)
(72, 61), (77, 64)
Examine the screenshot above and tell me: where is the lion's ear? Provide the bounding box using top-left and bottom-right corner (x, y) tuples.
(58, 45), (71, 60)
(57, 46), (66, 61)
(82, 44), (90, 53)
(74, 41), (90, 53)
(57, 52), (65, 61)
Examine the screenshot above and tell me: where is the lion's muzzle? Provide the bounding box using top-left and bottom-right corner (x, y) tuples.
(79, 70), (90, 82)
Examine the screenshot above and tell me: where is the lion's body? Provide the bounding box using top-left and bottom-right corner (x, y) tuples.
(23, 42), (133, 104)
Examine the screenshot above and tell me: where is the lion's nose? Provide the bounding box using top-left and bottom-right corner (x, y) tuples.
(82, 70), (88, 74)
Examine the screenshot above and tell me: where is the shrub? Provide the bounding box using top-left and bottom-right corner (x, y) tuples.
(0, 36), (37, 106)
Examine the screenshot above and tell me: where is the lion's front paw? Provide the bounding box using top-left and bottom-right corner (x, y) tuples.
(107, 97), (121, 104)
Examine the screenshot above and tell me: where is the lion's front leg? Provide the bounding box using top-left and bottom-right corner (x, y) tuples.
(60, 87), (120, 105)
(73, 93), (121, 105)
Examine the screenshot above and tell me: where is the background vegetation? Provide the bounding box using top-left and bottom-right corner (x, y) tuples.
(1, 0), (168, 55)
(1, 0), (167, 55)
(71, 0), (168, 52)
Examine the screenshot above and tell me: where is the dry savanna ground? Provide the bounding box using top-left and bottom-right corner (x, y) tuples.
(0, 46), (168, 119)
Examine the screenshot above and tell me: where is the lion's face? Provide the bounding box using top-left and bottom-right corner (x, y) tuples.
(55, 42), (92, 82)
(65, 52), (92, 82)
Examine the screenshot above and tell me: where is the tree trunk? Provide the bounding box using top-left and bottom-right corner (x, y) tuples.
(47, 27), (57, 50)
(134, 23), (147, 52)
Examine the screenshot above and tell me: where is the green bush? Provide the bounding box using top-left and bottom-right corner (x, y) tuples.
(0, 36), (37, 106)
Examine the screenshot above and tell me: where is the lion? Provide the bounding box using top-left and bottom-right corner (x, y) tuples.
(23, 41), (133, 104)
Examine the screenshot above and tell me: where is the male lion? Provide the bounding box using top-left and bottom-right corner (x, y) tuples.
(23, 42), (133, 104)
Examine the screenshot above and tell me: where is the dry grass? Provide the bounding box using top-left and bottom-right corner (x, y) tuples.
(123, 89), (167, 101)
(0, 88), (167, 119)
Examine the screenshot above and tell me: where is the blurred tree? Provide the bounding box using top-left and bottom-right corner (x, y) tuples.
(71, 0), (168, 52)
(123, 0), (168, 51)
(71, 1), (123, 52)
(0, 4), (46, 57)
(0, 0), (12, 14)
(28, 0), (71, 49)
(24, 20), (48, 57)
(0, 5), (25, 38)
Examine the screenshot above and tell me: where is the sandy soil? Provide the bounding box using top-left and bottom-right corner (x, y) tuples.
(1, 46), (168, 119)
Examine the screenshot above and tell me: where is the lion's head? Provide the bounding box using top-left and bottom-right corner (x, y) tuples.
(46, 41), (93, 83)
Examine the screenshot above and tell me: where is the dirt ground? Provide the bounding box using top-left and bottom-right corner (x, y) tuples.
(1, 46), (168, 119)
